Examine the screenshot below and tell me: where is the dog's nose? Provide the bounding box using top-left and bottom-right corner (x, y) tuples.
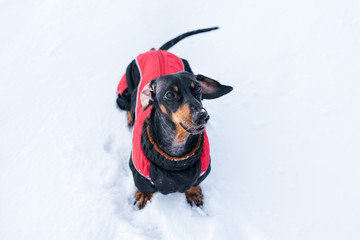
(193, 110), (210, 126)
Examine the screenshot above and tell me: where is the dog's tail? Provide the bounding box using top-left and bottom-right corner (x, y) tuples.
(159, 27), (219, 51)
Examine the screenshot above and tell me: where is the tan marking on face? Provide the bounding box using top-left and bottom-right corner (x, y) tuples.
(173, 86), (178, 92)
(159, 104), (168, 115)
(191, 83), (195, 88)
(172, 104), (192, 125)
(174, 123), (190, 143)
(171, 104), (193, 143)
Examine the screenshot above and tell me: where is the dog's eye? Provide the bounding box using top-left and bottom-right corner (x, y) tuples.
(195, 85), (202, 93)
(165, 91), (176, 99)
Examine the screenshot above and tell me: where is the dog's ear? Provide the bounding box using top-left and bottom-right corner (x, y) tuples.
(196, 74), (233, 99)
(140, 80), (155, 110)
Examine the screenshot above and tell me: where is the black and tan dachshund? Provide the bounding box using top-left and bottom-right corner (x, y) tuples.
(116, 27), (233, 209)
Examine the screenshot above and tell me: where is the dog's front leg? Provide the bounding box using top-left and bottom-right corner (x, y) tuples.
(185, 185), (204, 207)
(134, 189), (153, 209)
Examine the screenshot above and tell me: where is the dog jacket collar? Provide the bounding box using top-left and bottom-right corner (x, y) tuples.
(136, 117), (210, 179)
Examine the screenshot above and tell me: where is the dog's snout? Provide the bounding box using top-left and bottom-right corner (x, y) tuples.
(193, 110), (209, 126)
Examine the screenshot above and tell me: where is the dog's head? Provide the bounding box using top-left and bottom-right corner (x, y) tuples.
(140, 71), (232, 135)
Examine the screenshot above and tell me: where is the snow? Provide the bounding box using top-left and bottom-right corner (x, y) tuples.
(1, 0), (360, 239)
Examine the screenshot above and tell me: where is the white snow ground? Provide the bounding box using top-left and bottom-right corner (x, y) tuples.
(1, 0), (360, 239)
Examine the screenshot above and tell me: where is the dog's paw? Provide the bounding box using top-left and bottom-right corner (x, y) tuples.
(134, 190), (153, 209)
(185, 186), (204, 207)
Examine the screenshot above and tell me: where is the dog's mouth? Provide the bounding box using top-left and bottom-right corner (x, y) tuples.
(180, 123), (206, 134)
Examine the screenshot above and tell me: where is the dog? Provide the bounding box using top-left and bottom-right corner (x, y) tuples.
(116, 27), (233, 209)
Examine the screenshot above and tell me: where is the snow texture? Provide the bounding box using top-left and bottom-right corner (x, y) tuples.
(1, 0), (360, 239)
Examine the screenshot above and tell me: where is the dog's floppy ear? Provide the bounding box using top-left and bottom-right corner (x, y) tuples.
(140, 80), (155, 110)
(196, 74), (233, 99)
